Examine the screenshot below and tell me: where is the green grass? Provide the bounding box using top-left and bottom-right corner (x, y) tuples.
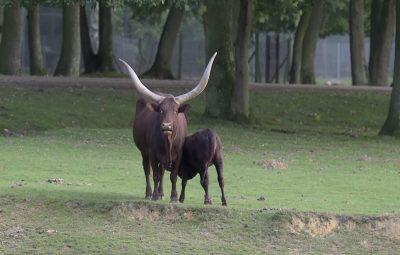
(0, 86), (399, 254)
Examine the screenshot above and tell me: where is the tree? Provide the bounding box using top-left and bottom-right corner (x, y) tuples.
(80, 5), (99, 73)
(0, 1), (22, 75)
(204, 0), (252, 120)
(141, 3), (185, 79)
(289, 6), (311, 84)
(368, 0), (396, 86)
(288, 0), (325, 84)
(349, 0), (367, 85)
(81, 2), (115, 73)
(232, 0), (252, 119)
(97, 2), (115, 72)
(300, 0), (323, 84)
(379, 0), (400, 135)
(253, 0), (304, 84)
(27, 4), (46, 75)
(0, 7), (4, 43)
(54, 3), (81, 77)
(204, 0), (236, 118)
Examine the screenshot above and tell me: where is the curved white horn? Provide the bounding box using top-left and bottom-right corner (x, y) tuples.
(119, 59), (165, 102)
(175, 52), (217, 105)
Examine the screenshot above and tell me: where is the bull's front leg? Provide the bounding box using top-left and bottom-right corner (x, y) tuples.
(158, 168), (165, 200)
(170, 171), (178, 202)
(142, 155), (152, 199)
(150, 160), (162, 200)
(170, 163), (179, 202)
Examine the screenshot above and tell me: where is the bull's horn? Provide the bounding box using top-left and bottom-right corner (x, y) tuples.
(119, 59), (165, 102)
(175, 52), (217, 105)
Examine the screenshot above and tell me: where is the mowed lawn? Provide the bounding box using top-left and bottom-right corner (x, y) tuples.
(0, 85), (399, 254)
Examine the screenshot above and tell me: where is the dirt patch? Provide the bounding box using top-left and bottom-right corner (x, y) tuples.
(111, 203), (193, 222)
(364, 217), (400, 241)
(47, 178), (64, 184)
(288, 213), (340, 237)
(256, 159), (288, 170)
(0, 226), (26, 239)
(285, 212), (400, 240)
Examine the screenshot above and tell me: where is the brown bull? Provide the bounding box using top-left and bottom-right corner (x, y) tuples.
(119, 53), (217, 202)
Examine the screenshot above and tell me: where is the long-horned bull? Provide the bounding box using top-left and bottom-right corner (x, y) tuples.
(119, 53), (217, 202)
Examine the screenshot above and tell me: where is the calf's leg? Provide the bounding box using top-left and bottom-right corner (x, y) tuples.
(215, 160), (227, 206)
(179, 177), (188, 203)
(200, 169), (212, 205)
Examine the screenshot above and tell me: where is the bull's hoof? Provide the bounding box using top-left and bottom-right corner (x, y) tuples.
(179, 196), (185, 203)
(222, 201), (227, 206)
(145, 195), (152, 200)
(204, 198), (212, 205)
(170, 197), (178, 203)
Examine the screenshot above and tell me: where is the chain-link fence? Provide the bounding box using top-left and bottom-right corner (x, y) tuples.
(19, 6), (395, 83)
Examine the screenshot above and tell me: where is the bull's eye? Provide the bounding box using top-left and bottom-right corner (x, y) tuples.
(159, 110), (163, 114)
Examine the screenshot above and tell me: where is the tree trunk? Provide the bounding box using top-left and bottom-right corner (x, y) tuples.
(289, 7), (311, 84)
(349, 0), (368, 85)
(0, 7), (4, 43)
(379, 0), (400, 135)
(204, 0), (236, 118)
(80, 5), (100, 73)
(232, 0), (252, 120)
(142, 4), (184, 79)
(98, 3), (114, 72)
(0, 1), (22, 75)
(54, 3), (81, 77)
(27, 4), (46, 75)
(301, 0), (323, 84)
(254, 32), (261, 82)
(368, 0), (396, 86)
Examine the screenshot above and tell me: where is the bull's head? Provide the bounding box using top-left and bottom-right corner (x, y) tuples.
(119, 53), (217, 167)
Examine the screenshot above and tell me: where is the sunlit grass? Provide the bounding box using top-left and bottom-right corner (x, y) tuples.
(0, 86), (399, 254)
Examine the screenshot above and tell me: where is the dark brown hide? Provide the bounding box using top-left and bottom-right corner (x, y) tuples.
(178, 128), (227, 206)
(133, 97), (189, 201)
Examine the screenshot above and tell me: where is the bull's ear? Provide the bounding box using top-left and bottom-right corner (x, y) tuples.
(146, 102), (158, 112)
(178, 104), (190, 113)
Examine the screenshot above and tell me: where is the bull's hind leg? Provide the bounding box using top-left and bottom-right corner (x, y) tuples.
(142, 154), (152, 199)
(200, 169), (212, 205)
(214, 159), (227, 206)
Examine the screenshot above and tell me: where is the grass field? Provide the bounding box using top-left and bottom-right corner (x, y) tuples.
(0, 85), (399, 254)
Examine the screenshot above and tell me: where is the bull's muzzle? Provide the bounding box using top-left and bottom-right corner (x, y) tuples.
(161, 122), (173, 135)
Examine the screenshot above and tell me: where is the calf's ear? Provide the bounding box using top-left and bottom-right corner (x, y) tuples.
(178, 104), (190, 113)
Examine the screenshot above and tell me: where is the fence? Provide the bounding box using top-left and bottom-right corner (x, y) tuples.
(18, 6), (396, 83)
